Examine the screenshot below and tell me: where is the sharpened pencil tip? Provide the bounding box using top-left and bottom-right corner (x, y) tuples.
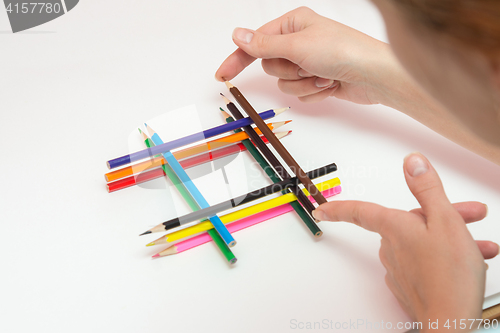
(284, 120), (292, 124)
(152, 254), (160, 259)
(138, 128), (142, 134)
(146, 242), (155, 247)
(224, 81), (234, 89)
(144, 123), (148, 128)
(139, 231), (152, 236)
(274, 107), (289, 116)
(220, 93), (231, 105)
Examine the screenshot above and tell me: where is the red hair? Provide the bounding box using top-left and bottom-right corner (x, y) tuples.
(394, 0), (500, 59)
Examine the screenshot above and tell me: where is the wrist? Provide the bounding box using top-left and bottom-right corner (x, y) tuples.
(367, 43), (419, 112)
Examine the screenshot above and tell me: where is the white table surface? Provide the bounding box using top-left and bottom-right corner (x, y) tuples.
(1, 1), (499, 332)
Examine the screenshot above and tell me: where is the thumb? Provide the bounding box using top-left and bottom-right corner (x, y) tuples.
(232, 27), (298, 60)
(403, 152), (453, 218)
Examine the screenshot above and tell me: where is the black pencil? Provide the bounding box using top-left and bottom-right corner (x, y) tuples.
(143, 163), (336, 234)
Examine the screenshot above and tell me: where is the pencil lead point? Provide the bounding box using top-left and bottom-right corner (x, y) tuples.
(144, 123), (148, 128)
(138, 128), (142, 134)
(284, 120), (292, 124)
(146, 242), (155, 247)
(139, 231), (152, 236)
(152, 253), (160, 259)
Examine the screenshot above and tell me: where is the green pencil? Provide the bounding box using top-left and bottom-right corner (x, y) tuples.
(138, 129), (237, 264)
(220, 109), (323, 237)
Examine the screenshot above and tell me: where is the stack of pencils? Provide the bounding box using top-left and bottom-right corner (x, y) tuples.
(104, 81), (341, 264)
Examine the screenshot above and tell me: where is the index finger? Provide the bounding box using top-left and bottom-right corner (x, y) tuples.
(314, 200), (413, 236)
(215, 7), (316, 81)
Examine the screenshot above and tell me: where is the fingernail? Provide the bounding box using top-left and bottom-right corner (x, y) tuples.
(315, 77), (334, 88)
(298, 68), (313, 77)
(484, 203), (488, 218)
(312, 209), (327, 222)
(405, 152), (428, 177)
(329, 81), (339, 89)
(232, 28), (254, 44)
(495, 243), (500, 256)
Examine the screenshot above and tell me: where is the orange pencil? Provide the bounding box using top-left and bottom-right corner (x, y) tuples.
(104, 120), (290, 182)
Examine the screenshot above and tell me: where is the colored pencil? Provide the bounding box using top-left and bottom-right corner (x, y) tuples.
(222, 110), (323, 237)
(106, 132), (292, 193)
(107, 107), (289, 169)
(147, 177), (341, 246)
(225, 81), (327, 206)
(105, 121), (289, 182)
(152, 185), (341, 257)
(221, 93), (318, 225)
(139, 129), (237, 264)
(142, 162), (337, 234)
(107, 167), (165, 193)
(145, 124), (237, 248)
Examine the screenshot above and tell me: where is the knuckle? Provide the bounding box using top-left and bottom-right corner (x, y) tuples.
(295, 6), (313, 16)
(255, 34), (271, 54)
(411, 179), (443, 199)
(351, 204), (362, 226)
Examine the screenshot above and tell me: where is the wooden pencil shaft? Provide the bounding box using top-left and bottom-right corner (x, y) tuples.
(225, 100), (317, 217)
(106, 126), (281, 182)
(228, 84), (327, 206)
(226, 116), (322, 236)
(147, 127), (236, 247)
(142, 132), (236, 262)
(161, 163), (336, 230)
(482, 303), (500, 321)
(107, 109), (282, 169)
(140, 134), (291, 235)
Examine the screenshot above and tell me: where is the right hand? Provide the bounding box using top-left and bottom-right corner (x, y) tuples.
(314, 152), (498, 328)
(215, 6), (398, 104)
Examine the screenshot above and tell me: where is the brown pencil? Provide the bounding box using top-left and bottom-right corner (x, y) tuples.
(225, 81), (327, 208)
(221, 93), (318, 223)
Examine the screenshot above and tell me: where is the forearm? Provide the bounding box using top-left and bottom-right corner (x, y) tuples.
(375, 48), (500, 165)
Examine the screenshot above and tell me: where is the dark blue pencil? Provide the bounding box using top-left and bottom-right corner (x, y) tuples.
(107, 108), (288, 169)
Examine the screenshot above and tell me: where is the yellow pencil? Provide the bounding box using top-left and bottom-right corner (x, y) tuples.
(147, 177), (340, 246)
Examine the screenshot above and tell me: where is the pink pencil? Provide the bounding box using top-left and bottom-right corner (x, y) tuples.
(152, 185), (342, 258)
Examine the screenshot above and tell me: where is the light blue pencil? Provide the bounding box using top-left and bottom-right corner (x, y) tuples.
(144, 124), (236, 248)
